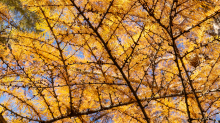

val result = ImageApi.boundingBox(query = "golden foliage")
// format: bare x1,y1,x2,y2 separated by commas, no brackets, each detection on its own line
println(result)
0,0,220,122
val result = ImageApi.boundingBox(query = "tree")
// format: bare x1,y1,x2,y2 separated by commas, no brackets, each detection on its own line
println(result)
0,0,41,32
0,0,220,122
0,0,41,50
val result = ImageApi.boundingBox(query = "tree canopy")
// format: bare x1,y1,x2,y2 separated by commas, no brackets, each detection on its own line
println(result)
0,0,220,122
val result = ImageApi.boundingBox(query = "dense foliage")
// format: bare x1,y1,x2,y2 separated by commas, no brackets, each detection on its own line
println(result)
0,0,220,122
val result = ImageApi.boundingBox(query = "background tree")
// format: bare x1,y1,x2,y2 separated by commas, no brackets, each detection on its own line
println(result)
0,0,41,32
0,0,220,122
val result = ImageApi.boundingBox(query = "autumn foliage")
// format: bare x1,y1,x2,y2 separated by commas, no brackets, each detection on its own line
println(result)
0,0,220,122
